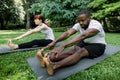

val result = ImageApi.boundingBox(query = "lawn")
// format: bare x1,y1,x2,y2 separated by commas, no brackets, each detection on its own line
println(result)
0,30,120,80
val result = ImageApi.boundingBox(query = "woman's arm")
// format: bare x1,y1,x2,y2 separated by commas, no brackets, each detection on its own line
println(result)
12,25,45,40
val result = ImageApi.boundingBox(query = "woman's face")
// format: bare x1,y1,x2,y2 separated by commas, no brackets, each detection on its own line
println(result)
34,19,42,25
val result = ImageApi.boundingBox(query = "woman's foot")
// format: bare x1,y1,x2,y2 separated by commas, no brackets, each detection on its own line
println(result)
44,56,54,75
8,40,18,50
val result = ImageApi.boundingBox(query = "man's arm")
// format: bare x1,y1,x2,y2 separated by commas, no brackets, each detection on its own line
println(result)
38,28,77,56
45,28,77,49
54,28,77,43
62,28,99,48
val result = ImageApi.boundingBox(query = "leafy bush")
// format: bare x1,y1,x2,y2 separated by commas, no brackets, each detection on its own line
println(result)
29,0,92,27
105,17,120,32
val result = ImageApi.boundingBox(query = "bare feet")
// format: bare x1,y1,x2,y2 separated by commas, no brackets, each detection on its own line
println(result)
8,39,18,49
37,50,46,68
44,56,54,75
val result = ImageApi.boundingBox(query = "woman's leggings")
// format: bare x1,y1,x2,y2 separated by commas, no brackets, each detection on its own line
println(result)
18,39,53,49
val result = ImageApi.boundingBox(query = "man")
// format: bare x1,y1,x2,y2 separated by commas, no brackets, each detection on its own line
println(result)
37,9,106,75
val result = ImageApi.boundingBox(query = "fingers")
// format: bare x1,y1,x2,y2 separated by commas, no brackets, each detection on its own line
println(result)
44,53,49,57
40,48,44,52
38,47,53,58
12,37,20,41
38,47,46,53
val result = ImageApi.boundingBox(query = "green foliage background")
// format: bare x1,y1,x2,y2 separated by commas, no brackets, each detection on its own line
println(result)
29,0,92,27
0,0,120,31
88,0,120,19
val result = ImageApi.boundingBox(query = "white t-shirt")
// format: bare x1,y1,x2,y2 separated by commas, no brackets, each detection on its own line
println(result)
40,24,55,40
72,19,106,44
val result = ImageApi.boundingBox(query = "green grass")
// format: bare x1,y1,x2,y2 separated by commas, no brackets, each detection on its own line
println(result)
0,30,120,80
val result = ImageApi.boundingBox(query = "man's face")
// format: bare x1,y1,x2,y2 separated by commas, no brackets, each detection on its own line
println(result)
78,14,90,29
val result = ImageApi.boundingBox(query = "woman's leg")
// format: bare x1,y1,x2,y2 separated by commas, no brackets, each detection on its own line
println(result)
19,39,52,49
8,39,52,49
8,40,19,49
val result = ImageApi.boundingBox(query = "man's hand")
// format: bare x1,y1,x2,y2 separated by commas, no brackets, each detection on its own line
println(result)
50,46,65,58
37,48,45,56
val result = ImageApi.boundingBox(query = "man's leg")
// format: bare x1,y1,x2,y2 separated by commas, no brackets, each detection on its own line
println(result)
44,47,89,75
37,50,46,68
49,46,80,62
37,46,79,68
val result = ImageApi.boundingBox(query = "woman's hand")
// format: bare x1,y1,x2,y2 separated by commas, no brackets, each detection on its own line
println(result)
12,37,20,41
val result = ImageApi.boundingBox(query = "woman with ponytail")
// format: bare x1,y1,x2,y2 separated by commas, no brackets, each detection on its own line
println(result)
8,14,55,49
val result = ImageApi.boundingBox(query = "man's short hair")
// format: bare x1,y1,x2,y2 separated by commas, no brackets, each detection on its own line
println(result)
79,9,91,16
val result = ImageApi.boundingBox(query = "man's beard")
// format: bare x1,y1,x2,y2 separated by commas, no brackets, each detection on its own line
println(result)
81,24,88,30
81,21,90,30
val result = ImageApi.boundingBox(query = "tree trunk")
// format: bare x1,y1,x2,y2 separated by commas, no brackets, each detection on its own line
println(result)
22,0,31,29
0,18,2,29
0,21,1,29
0,19,4,30
26,9,31,29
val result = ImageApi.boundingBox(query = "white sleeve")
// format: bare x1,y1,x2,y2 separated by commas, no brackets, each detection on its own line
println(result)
72,23,80,31
88,21,102,32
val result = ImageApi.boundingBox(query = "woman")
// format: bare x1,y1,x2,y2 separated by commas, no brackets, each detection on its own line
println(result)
8,14,55,49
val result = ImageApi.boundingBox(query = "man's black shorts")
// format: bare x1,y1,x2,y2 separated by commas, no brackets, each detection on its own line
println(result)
76,41,106,59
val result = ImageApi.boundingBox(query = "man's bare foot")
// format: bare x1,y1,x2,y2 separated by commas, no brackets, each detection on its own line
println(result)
37,51,46,68
43,56,54,75
8,40,18,49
